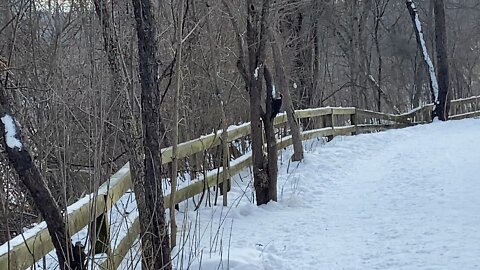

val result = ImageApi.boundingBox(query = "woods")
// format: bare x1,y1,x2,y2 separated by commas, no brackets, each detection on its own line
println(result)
0,0,479,269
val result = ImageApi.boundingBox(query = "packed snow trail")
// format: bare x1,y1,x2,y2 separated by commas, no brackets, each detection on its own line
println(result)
175,119,480,270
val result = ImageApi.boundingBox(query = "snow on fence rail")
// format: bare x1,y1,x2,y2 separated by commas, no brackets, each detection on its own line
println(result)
1,96,479,270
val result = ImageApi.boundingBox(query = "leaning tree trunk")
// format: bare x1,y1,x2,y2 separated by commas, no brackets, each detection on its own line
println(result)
131,0,171,269
406,0,440,118
433,0,450,120
0,84,84,269
269,29,304,161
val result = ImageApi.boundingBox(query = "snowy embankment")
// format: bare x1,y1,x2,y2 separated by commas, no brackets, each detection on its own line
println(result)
167,119,480,270
32,119,480,269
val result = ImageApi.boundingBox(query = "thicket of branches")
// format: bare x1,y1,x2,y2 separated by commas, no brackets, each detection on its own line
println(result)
1,0,480,264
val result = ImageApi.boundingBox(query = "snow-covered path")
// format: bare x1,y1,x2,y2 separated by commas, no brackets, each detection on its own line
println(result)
180,119,480,270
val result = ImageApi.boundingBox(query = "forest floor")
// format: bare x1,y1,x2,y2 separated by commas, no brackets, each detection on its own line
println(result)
35,118,480,269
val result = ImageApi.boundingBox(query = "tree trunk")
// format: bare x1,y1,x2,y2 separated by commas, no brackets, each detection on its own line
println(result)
245,0,274,205
0,97,83,269
433,0,450,120
170,0,185,249
220,102,230,205
249,66,270,204
206,3,230,200
413,52,424,108
224,0,275,205
373,2,383,112
406,0,440,117
269,29,304,161
93,0,122,104
262,66,278,202
131,0,171,268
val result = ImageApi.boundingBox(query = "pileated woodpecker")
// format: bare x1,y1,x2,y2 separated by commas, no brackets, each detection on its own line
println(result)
271,93,283,120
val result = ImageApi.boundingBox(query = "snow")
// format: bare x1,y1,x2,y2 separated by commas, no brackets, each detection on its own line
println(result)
26,191,138,269
254,67,259,79
227,122,250,132
6,118,480,269
171,118,480,269
197,123,248,139
1,114,23,149
0,222,48,255
0,190,82,256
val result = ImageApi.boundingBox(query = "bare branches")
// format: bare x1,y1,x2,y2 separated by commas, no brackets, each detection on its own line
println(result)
222,0,248,84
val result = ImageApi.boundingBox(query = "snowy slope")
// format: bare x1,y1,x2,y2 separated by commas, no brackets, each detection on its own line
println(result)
168,119,480,270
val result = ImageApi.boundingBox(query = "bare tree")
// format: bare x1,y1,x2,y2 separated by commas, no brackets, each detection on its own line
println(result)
269,28,304,161
131,0,171,268
0,68,84,269
223,0,277,205
3,1,480,268
170,0,185,249
406,0,440,114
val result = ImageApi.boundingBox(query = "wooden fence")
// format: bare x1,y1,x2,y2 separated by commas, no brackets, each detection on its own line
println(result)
1,95,479,270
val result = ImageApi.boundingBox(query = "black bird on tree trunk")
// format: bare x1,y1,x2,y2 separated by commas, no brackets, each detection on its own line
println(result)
271,93,283,120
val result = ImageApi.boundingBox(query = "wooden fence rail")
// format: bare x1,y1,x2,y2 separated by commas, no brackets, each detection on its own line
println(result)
1,96,479,270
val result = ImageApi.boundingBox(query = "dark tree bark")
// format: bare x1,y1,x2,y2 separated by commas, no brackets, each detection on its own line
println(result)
269,29,304,161
262,66,278,201
406,0,440,115
0,87,84,269
372,0,385,112
433,0,450,120
131,0,171,269
93,0,123,101
93,0,144,256
245,0,275,205
224,0,275,205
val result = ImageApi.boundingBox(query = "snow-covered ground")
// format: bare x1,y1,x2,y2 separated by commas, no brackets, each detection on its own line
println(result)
167,119,480,270
14,118,480,269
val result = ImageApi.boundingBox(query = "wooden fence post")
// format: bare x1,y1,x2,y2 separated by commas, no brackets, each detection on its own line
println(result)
220,140,231,199
423,108,430,122
323,110,334,141
350,109,357,135
92,195,110,255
